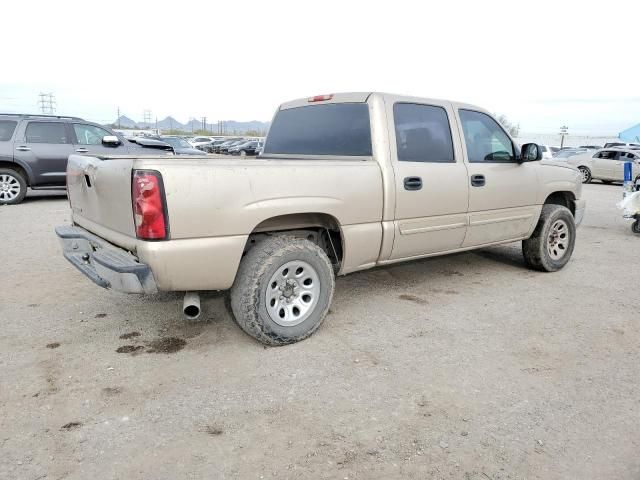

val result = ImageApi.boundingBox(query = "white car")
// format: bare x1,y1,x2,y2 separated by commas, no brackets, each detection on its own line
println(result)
189,136,216,149
538,145,560,159
566,148,640,184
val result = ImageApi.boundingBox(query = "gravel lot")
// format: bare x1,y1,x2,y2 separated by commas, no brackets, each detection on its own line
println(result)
1,184,639,480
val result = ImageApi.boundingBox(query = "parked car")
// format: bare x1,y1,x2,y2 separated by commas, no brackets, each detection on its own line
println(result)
0,113,170,205
207,139,231,153
213,138,244,153
156,136,207,155
56,92,584,345
219,139,247,154
229,140,263,156
540,145,556,159
566,148,640,184
603,142,640,149
189,136,215,149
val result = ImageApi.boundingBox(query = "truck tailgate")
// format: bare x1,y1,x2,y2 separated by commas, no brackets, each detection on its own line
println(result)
67,155,137,246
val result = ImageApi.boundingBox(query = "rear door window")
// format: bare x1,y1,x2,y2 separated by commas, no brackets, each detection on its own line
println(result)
393,103,455,162
459,110,515,162
25,122,69,144
0,120,17,141
264,103,372,156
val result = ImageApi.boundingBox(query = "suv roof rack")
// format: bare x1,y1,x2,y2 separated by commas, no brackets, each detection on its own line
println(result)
0,113,85,121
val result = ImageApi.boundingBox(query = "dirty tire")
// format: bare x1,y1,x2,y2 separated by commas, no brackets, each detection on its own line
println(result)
522,204,576,272
0,168,27,205
578,166,591,184
230,236,335,346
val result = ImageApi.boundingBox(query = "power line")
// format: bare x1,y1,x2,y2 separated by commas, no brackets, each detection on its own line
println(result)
38,92,56,114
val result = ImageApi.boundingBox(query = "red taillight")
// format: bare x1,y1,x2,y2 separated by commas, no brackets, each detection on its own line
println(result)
132,170,168,240
308,94,333,102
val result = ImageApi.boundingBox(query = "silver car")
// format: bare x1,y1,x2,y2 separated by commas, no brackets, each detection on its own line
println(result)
566,147,640,184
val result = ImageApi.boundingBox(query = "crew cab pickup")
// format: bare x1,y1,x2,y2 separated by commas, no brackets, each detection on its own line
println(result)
56,92,585,345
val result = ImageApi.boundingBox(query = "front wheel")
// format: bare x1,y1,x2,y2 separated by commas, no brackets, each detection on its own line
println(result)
578,166,591,183
522,204,576,272
230,236,335,345
632,219,640,234
0,168,28,205
240,150,246,157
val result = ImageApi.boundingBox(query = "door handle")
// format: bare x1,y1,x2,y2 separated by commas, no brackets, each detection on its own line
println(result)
76,148,89,153
15,146,30,152
404,176,422,191
470,174,486,187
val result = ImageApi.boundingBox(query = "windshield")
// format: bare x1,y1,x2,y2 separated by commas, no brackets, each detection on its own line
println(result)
162,137,191,148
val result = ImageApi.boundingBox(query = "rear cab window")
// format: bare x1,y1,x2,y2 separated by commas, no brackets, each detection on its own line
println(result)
0,120,18,141
263,103,372,156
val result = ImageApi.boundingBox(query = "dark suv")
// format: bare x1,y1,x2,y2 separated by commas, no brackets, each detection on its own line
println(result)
0,114,152,204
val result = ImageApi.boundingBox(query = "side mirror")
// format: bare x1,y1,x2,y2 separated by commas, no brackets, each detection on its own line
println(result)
521,143,542,162
102,135,121,146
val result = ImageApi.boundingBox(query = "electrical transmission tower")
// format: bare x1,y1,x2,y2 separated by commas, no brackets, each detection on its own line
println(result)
143,110,152,126
38,93,56,114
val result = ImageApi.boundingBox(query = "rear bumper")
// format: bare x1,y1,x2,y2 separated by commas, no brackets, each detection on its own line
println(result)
574,199,586,226
56,225,158,294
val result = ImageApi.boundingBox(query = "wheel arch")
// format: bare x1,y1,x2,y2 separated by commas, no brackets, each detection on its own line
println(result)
0,160,32,186
544,191,576,216
243,212,345,270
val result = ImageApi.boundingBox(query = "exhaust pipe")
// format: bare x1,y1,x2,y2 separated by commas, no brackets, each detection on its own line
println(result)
183,291,201,320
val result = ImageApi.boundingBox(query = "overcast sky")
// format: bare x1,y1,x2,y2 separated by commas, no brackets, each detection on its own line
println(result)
2,0,639,135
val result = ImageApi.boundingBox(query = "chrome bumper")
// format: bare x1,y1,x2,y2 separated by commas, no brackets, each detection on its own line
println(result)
55,225,157,294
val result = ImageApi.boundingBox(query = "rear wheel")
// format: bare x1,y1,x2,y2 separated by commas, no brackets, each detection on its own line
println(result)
578,166,591,183
632,219,640,234
230,236,335,345
523,204,576,272
0,168,27,205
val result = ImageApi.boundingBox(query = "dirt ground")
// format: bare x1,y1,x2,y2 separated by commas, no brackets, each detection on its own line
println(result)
1,184,639,480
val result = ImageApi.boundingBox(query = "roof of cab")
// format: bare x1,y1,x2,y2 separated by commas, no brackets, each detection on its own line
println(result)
278,92,488,115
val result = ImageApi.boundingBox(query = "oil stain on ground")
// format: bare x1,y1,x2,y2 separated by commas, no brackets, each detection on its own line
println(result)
95,313,108,318
46,342,60,349
61,422,82,430
116,345,144,354
147,337,187,354
102,387,122,396
204,425,224,436
399,294,428,305
119,331,141,340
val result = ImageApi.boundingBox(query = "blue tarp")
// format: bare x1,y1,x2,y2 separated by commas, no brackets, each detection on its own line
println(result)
619,123,640,142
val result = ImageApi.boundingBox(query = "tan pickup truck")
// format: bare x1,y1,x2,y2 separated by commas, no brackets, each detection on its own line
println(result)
56,92,585,345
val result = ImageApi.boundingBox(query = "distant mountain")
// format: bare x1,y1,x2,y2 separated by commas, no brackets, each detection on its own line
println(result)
113,115,137,128
156,116,184,130
112,115,270,134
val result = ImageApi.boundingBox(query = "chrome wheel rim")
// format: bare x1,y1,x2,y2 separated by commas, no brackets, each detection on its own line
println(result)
0,174,21,201
547,219,570,260
580,168,589,182
265,260,320,327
